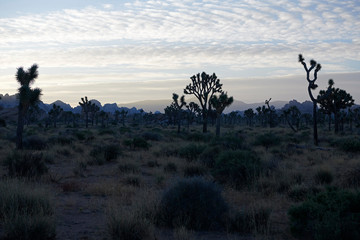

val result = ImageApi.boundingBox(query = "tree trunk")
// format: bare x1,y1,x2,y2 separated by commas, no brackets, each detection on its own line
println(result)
334,112,339,133
313,102,318,146
328,113,331,131
16,105,24,149
202,111,208,133
85,112,89,128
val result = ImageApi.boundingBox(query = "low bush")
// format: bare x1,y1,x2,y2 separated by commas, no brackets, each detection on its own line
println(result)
288,188,360,240
158,177,228,230
178,144,206,162
142,132,162,141
337,137,360,152
340,165,360,188
253,132,281,149
23,136,47,150
314,169,333,185
107,207,153,240
123,137,150,150
89,144,121,164
4,151,48,179
212,150,262,189
199,146,221,168
183,165,207,177
164,162,177,173
0,179,56,240
118,163,139,174
220,134,244,150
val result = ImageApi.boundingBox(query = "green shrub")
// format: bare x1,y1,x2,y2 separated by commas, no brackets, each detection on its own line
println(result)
107,207,153,240
23,136,47,150
4,151,48,179
212,150,262,189
0,118,6,127
146,160,160,168
186,132,211,142
56,136,73,145
288,188,360,240
183,165,207,177
199,146,221,168
0,179,56,240
178,144,206,162
254,132,281,149
164,163,177,173
337,137,360,152
220,134,244,150
314,169,333,185
340,165,360,188
227,206,271,234
123,137,150,150
89,144,121,164
158,177,228,230
142,132,162,141
118,163,139,174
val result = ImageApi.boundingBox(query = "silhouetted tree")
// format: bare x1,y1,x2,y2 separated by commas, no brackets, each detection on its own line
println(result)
283,105,301,132
120,109,128,127
265,98,277,127
318,79,354,133
185,102,200,131
89,103,100,126
171,93,186,133
15,64,42,149
48,104,63,128
210,92,233,138
184,72,223,133
299,54,329,145
244,108,255,127
79,96,91,128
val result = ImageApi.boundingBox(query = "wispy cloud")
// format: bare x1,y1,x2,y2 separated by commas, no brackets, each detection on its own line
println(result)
0,0,359,104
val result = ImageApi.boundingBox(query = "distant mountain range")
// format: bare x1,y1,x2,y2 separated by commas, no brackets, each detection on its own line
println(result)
0,93,314,114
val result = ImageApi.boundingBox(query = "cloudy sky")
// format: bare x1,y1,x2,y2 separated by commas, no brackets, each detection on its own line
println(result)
1,0,359,106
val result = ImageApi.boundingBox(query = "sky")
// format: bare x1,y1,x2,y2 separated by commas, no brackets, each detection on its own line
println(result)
0,0,359,107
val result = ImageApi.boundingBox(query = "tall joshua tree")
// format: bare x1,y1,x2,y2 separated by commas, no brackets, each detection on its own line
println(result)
16,64,42,149
184,72,223,133
318,79,354,133
172,93,186,134
299,54,323,146
210,92,233,138
79,96,92,128
48,104,63,128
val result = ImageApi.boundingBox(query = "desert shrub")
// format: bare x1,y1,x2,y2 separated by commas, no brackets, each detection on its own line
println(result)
288,188,360,240
158,177,228,230
253,132,281,149
4,151,48,179
159,144,179,157
164,162,177,173
107,207,153,240
98,128,115,135
227,205,272,234
199,146,221,168
142,132,162,141
340,165,360,188
118,163,139,174
212,150,262,189
89,144,121,164
183,165,207,177
337,137,360,152
0,118,6,127
186,132,211,142
119,127,131,134
23,136,47,150
178,144,206,162
314,169,333,185
146,160,160,168
0,179,56,240
287,184,310,202
56,136,73,145
124,175,141,187
124,137,150,150
220,134,244,150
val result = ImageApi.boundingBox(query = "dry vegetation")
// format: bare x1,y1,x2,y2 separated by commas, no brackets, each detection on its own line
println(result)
0,122,359,240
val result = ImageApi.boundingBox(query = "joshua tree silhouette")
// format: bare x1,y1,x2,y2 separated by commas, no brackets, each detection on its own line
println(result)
210,92,233,138
15,64,42,149
79,96,92,128
184,72,223,133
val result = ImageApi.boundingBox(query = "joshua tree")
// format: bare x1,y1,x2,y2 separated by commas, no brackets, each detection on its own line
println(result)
299,54,326,145
119,109,128,127
184,72,223,133
89,103,100,126
171,93,186,134
48,104,63,128
15,64,42,149
185,102,200,131
265,98,277,128
318,79,354,133
79,96,92,128
244,108,255,127
210,92,233,138
283,105,301,132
